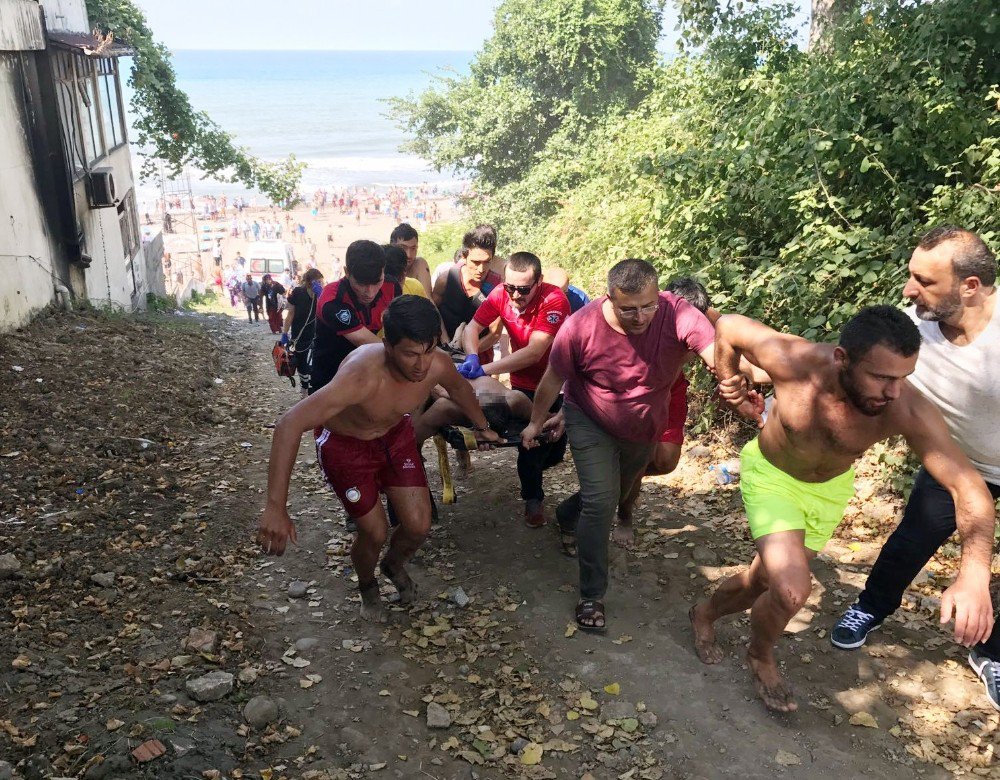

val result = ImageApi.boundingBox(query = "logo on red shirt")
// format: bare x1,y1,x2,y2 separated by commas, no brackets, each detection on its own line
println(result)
546,312,563,325
336,309,351,324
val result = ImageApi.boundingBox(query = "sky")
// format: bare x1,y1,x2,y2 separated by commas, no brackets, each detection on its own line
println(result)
134,1,499,51
132,0,690,51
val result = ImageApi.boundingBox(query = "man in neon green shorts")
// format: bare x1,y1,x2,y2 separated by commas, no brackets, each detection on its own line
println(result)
689,305,996,713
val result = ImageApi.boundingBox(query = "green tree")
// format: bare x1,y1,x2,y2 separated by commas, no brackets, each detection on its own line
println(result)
675,0,860,50
389,0,664,188
86,0,304,204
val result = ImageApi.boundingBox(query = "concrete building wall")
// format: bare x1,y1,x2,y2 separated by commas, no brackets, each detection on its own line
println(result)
0,0,162,332
41,0,88,33
0,53,66,330
0,0,45,50
74,143,147,310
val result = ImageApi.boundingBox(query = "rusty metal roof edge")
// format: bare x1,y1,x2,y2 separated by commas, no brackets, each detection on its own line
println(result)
46,30,133,57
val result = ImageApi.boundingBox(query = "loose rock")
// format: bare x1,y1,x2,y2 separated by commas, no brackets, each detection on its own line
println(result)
295,637,321,652
185,670,234,702
243,695,280,728
288,580,309,599
426,702,452,728
90,571,116,588
185,627,219,654
0,553,21,579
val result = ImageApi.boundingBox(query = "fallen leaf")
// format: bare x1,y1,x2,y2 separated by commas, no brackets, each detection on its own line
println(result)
849,711,879,729
565,623,577,638
521,743,543,765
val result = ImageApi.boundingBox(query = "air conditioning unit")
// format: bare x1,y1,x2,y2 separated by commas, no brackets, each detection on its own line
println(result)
87,168,117,208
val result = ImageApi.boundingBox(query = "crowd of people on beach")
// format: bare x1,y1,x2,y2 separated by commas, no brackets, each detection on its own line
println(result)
252,221,1000,717
143,183,454,231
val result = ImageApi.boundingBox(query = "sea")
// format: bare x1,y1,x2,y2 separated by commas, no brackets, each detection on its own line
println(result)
127,50,473,201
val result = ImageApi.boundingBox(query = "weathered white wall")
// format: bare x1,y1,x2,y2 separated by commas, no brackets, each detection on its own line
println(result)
0,54,65,332
76,143,144,310
40,0,88,33
0,0,45,50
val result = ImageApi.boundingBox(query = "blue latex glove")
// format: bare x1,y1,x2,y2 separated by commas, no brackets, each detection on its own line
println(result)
457,354,485,380
311,280,323,296
279,333,290,346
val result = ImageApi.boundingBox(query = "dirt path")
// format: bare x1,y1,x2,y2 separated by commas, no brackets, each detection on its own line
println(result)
2,307,992,779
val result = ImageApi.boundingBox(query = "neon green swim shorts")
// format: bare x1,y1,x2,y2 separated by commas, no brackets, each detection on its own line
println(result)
739,437,855,552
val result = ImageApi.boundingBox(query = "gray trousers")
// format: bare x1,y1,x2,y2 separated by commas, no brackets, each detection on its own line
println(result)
560,404,654,601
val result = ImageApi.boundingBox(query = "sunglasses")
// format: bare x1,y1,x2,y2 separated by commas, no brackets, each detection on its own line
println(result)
503,281,537,296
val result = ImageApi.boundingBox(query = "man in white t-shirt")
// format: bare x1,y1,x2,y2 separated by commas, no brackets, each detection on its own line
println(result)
831,226,1000,708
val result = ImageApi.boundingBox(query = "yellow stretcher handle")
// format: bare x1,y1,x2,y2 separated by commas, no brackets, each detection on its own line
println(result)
433,434,456,504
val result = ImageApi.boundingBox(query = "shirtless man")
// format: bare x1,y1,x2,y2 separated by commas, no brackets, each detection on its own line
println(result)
391,223,433,297
690,305,996,712
257,296,500,622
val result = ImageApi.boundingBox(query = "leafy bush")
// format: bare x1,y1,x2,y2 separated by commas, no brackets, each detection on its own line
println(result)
432,0,998,343
420,222,468,271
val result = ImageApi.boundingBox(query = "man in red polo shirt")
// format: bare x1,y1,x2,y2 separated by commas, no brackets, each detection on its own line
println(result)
459,251,571,527
311,240,401,393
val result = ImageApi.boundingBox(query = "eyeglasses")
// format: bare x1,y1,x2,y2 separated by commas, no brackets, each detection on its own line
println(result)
503,282,537,296
615,302,659,319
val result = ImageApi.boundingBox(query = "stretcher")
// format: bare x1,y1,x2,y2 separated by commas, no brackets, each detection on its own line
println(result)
432,420,551,504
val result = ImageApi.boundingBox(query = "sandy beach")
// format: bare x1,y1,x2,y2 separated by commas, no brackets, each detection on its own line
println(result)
154,190,464,295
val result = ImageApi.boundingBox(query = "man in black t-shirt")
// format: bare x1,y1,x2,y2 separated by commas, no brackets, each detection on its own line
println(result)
261,274,287,334
310,240,401,393
282,267,324,395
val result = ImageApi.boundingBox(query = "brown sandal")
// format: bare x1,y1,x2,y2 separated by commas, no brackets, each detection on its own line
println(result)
575,599,606,634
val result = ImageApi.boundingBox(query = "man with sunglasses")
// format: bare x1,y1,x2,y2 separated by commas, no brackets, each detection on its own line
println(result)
521,259,757,633
455,252,572,528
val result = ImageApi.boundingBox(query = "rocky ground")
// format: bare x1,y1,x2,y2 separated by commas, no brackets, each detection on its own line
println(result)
1,304,998,779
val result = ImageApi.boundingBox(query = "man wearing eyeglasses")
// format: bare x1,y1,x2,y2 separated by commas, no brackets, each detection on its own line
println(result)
454,252,572,528
521,259,761,633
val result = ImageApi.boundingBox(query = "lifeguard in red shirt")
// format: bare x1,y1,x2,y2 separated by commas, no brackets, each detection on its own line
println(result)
459,252,571,528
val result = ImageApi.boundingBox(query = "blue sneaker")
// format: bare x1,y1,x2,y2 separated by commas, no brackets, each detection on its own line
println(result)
968,647,1000,711
831,604,883,649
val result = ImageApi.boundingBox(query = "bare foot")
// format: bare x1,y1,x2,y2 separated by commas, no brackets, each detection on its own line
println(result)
746,651,797,712
611,524,635,550
380,559,418,605
359,582,387,623
689,603,724,664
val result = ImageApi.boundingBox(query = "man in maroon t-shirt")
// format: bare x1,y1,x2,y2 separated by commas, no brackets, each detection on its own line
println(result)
311,240,401,393
521,259,761,632
461,251,571,527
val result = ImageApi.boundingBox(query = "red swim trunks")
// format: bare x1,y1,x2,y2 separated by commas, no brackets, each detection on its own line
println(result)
315,417,428,519
659,375,689,445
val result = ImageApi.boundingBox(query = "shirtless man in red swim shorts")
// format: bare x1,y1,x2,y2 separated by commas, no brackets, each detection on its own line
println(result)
257,295,500,622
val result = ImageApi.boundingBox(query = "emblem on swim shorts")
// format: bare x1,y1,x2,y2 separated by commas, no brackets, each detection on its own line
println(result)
345,487,361,503
402,458,415,470
336,309,352,325
546,312,562,324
